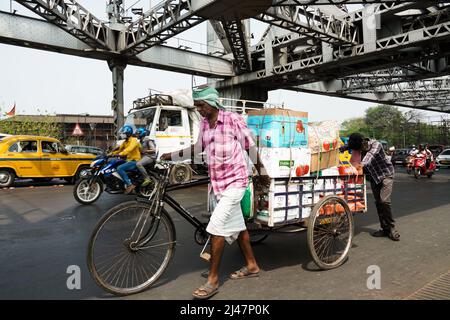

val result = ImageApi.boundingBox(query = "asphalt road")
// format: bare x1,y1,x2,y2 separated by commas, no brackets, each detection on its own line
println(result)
1,168,449,300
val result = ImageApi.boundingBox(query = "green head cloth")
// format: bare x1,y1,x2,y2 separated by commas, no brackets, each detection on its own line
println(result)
192,87,224,110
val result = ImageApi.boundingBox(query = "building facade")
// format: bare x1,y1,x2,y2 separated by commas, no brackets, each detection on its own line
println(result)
0,114,115,149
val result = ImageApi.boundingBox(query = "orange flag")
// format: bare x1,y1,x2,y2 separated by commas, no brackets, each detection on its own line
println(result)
6,103,15,116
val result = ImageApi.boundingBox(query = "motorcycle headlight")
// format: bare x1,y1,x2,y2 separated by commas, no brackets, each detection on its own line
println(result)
90,159,102,168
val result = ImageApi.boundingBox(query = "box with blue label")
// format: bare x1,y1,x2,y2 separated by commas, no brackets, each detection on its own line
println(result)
247,108,308,148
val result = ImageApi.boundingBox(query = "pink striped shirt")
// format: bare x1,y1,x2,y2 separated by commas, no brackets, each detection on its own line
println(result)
198,110,254,197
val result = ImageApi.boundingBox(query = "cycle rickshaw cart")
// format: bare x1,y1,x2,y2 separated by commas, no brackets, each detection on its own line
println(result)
87,162,367,296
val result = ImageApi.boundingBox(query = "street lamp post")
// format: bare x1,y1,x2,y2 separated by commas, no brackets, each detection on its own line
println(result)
90,123,96,147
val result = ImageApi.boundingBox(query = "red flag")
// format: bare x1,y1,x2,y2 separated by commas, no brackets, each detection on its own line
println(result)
6,103,15,116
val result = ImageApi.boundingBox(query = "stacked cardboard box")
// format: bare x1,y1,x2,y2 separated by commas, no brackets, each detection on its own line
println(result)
247,108,311,225
247,108,308,148
308,120,340,172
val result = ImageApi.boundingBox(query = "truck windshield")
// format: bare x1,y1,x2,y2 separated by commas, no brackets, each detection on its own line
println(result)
125,107,156,132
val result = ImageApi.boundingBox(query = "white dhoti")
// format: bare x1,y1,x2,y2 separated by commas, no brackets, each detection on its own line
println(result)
206,187,247,244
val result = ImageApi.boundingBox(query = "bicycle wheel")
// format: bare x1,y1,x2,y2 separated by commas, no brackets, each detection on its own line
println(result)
87,200,176,296
307,195,354,270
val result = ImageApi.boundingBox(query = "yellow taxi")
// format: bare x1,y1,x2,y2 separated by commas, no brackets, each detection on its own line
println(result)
0,135,96,187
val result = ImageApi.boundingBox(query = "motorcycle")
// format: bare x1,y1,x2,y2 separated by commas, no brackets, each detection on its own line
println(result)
73,155,157,205
412,154,436,179
405,155,414,174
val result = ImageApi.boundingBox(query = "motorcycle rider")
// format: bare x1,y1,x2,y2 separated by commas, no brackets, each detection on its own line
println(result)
135,127,158,187
109,125,141,194
409,145,418,156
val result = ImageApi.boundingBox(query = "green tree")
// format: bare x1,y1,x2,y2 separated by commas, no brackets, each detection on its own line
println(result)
0,112,62,139
341,117,370,137
365,105,403,145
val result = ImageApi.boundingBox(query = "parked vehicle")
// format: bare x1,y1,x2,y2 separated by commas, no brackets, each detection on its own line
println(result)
427,144,445,158
391,148,411,166
412,154,436,179
65,145,105,157
0,135,94,187
436,149,450,168
73,155,157,204
0,133,12,141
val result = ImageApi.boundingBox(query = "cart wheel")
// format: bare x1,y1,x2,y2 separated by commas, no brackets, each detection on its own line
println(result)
307,195,354,270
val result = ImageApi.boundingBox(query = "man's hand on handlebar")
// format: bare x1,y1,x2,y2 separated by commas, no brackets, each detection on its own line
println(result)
160,153,172,161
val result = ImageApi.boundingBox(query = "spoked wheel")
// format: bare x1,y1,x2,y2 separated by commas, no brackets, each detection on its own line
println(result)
138,176,157,199
87,201,176,296
74,179,103,205
307,195,354,270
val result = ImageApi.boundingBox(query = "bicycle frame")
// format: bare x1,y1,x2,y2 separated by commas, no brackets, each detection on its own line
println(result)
133,164,210,248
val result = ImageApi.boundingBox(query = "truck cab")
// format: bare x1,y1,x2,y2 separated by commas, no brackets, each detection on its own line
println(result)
125,94,201,157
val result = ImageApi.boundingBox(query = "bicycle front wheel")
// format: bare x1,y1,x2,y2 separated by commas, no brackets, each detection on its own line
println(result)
87,201,176,296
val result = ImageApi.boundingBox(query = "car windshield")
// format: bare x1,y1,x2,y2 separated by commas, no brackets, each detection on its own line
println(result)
125,107,156,133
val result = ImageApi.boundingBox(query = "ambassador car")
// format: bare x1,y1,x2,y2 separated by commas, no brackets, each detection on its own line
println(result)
0,135,95,187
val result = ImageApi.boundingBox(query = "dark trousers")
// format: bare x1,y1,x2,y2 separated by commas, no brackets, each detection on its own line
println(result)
370,176,396,231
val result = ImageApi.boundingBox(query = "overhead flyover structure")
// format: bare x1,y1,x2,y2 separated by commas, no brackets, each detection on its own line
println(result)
1,1,450,134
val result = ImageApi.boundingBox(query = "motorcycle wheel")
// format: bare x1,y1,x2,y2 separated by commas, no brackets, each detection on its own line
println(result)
414,168,421,179
74,179,103,205
137,176,157,199
427,172,433,178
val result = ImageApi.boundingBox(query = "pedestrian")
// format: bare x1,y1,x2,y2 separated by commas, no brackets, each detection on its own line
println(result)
161,86,266,299
341,133,400,241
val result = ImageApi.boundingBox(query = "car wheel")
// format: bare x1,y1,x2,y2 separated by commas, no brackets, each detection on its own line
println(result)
0,170,15,188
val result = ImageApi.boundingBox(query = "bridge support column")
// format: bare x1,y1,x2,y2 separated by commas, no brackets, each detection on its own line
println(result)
108,59,127,137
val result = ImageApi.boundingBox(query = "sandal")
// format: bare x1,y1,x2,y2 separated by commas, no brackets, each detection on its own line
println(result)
230,266,260,280
192,282,219,300
388,229,400,241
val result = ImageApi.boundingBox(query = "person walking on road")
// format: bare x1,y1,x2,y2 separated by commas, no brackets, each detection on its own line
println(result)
341,133,400,241
161,86,265,299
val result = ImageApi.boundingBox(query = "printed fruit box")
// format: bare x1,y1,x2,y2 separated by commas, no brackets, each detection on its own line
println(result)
247,108,308,148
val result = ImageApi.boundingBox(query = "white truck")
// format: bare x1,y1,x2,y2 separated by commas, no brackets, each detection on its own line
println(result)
124,92,276,183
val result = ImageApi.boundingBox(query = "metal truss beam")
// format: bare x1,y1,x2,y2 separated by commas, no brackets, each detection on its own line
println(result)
221,19,252,73
14,0,110,50
0,11,234,78
344,1,438,22
348,76,450,93
122,0,208,56
256,5,358,45
217,9,450,89
287,85,450,113
272,0,435,5
209,20,232,54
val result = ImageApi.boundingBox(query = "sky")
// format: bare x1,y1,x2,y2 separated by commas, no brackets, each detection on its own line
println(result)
0,1,448,123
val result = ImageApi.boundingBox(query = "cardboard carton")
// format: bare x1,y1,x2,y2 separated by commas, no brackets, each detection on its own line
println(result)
247,108,308,148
